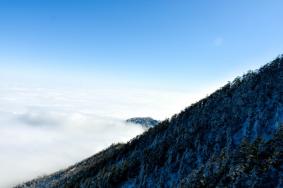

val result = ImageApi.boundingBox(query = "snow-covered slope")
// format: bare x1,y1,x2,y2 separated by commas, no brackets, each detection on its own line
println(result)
17,56,283,187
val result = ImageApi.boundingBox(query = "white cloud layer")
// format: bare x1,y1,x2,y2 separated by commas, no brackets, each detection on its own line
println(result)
0,110,145,187
0,86,212,187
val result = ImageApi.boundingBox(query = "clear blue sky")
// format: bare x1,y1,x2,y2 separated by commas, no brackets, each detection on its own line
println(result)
1,0,283,91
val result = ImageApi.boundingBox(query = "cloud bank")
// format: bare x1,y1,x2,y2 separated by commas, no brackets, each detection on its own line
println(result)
0,87,144,187
0,109,144,187
0,86,211,187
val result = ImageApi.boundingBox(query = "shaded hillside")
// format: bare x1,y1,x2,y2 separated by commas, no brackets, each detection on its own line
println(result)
126,117,160,128
17,57,283,187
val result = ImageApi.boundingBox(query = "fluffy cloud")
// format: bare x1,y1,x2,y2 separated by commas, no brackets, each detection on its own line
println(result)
0,109,144,187
0,86,211,187
0,87,142,187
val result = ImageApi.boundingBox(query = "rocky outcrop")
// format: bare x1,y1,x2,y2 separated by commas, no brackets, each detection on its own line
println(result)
126,117,160,128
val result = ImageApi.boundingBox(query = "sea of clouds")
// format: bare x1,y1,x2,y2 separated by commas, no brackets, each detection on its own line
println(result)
0,86,205,187
0,87,142,187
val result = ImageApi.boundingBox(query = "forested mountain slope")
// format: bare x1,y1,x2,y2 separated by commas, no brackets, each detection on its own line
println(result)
126,117,160,128
17,57,283,187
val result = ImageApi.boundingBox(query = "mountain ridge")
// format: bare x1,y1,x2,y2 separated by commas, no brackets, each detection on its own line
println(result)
126,117,160,128
17,56,283,187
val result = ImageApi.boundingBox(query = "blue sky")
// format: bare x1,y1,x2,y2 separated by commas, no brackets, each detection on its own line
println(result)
1,0,283,91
